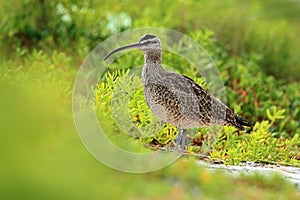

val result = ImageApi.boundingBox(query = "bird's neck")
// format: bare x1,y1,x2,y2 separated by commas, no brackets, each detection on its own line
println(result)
144,50,162,64
142,50,164,83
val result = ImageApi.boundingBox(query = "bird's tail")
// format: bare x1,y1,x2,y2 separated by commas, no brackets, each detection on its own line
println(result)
233,115,251,131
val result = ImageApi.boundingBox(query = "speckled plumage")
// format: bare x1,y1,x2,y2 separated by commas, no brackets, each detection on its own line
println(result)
104,34,251,155
140,35,249,131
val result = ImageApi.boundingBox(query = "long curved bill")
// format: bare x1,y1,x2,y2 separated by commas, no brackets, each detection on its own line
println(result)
103,43,140,60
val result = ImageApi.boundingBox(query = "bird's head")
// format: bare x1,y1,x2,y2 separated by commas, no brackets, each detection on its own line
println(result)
138,34,161,52
104,34,161,60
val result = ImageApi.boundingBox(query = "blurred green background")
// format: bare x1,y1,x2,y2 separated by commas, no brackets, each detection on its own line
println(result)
0,0,299,199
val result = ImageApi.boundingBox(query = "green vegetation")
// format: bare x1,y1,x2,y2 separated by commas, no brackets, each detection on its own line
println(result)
95,30,300,166
1,0,300,80
1,0,300,199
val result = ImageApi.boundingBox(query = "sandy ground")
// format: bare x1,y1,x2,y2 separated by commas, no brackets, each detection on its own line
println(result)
198,161,300,191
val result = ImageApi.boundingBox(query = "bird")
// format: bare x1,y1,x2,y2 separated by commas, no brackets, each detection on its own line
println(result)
104,34,251,156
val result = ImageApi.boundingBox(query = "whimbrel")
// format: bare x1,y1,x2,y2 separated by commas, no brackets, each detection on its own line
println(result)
104,34,251,155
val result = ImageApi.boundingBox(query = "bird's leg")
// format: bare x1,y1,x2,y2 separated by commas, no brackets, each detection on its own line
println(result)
174,128,182,152
180,129,187,155
174,128,187,156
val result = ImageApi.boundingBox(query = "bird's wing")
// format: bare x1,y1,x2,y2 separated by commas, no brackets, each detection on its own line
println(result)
163,72,212,105
165,72,250,129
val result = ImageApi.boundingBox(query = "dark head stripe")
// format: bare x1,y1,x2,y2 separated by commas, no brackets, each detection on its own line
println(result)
140,34,156,42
